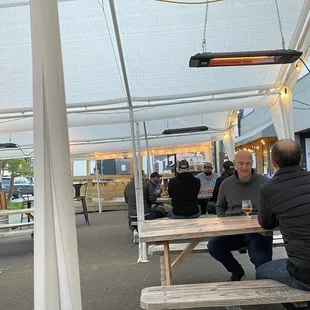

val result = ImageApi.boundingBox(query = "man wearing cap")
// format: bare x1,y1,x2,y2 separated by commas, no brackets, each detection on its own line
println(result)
196,162,218,214
148,172,162,198
168,160,201,219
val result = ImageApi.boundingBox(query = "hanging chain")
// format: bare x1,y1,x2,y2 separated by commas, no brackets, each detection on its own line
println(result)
202,2,209,53
274,0,285,49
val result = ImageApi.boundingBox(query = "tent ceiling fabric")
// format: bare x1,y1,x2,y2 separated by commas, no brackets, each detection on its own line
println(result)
0,0,307,159
0,113,228,159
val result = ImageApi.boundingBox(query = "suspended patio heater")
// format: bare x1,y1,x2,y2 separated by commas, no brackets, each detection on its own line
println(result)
0,143,18,149
189,49,302,67
162,126,209,135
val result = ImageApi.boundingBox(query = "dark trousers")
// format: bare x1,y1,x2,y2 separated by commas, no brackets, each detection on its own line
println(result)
128,206,166,232
198,199,208,214
198,199,216,215
208,233,273,276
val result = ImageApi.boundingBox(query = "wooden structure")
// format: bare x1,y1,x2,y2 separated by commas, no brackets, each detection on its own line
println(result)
141,280,310,309
139,216,273,286
0,208,34,238
148,235,284,286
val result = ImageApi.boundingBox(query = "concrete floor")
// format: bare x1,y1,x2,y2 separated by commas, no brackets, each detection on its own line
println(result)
0,210,288,310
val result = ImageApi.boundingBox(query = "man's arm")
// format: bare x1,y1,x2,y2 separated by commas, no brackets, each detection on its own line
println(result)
211,177,221,202
147,183,157,204
168,179,173,197
258,189,278,229
124,186,128,203
215,181,228,217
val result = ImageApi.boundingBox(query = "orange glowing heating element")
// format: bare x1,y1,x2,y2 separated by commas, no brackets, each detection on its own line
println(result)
209,55,281,66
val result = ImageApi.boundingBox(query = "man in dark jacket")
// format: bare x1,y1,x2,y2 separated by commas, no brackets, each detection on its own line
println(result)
257,139,310,291
168,160,201,219
124,177,165,233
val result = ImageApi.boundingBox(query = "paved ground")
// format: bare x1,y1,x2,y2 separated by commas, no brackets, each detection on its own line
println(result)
0,210,287,310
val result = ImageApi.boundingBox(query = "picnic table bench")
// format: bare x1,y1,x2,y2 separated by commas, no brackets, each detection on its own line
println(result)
139,216,308,310
141,280,310,309
0,208,34,238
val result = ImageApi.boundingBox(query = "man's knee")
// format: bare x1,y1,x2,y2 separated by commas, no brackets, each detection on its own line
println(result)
208,237,222,257
256,263,269,279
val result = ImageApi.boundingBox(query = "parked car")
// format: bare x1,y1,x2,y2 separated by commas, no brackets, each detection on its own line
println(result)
1,176,34,199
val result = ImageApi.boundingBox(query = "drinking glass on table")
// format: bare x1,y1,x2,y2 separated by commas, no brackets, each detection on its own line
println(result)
242,200,253,218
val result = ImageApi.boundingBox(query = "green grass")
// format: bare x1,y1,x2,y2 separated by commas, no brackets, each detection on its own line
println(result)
8,201,23,210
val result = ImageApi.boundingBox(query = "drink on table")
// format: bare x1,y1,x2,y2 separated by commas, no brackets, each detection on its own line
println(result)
242,200,253,218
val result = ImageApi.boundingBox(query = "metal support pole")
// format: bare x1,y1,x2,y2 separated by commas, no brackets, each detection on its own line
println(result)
136,122,148,262
174,154,177,176
108,0,147,263
143,121,152,175
95,159,102,213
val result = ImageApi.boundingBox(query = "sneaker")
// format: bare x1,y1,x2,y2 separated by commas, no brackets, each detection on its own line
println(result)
229,269,245,282
133,230,139,244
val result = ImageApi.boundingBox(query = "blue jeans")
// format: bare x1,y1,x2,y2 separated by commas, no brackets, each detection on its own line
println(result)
208,234,273,276
168,210,201,219
256,259,310,291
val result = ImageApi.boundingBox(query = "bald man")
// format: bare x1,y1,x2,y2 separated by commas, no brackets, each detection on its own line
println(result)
207,150,272,281
257,140,310,291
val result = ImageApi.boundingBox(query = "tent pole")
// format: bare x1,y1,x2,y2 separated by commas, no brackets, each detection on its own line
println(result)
31,0,82,308
108,0,147,262
95,159,102,213
135,122,148,262
143,121,152,175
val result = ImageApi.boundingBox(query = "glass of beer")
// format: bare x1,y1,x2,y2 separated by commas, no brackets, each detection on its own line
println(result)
242,200,253,218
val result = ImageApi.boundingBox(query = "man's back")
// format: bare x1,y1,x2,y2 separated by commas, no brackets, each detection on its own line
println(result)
168,172,200,216
124,180,156,217
259,165,310,283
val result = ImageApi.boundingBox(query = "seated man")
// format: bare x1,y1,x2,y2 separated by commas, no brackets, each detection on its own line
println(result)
208,150,272,281
147,172,162,198
168,160,201,219
257,140,310,291
196,162,218,214
148,172,172,214
124,174,165,241
207,160,235,214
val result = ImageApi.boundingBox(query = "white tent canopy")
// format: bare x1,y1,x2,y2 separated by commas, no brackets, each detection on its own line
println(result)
1,1,310,309
0,0,308,160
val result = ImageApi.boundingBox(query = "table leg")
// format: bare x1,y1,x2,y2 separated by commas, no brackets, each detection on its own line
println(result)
171,238,200,273
159,255,167,286
163,241,172,285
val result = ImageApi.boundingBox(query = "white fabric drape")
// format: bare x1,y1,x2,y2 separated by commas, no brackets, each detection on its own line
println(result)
269,90,295,140
31,0,82,309
223,128,236,161
204,145,212,163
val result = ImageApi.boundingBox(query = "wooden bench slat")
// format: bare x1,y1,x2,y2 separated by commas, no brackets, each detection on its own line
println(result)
0,229,34,238
148,236,284,255
141,280,310,309
0,208,34,216
0,222,34,230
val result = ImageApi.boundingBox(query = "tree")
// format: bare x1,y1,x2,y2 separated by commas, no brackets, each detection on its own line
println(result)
0,159,33,202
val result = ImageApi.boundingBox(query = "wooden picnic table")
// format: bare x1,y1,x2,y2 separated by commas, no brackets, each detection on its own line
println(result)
139,215,273,285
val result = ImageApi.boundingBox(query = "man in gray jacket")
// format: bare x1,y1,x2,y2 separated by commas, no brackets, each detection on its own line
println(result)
208,150,272,281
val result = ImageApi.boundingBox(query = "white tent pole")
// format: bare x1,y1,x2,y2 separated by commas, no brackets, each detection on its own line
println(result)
143,121,152,175
135,122,148,262
95,159,102,213
108,0,147,262
30,0,82,309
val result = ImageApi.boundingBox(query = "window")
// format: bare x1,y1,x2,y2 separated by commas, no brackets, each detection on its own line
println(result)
242,108,254,118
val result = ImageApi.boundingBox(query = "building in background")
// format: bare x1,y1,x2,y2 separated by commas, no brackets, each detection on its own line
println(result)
236,73,310,173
